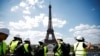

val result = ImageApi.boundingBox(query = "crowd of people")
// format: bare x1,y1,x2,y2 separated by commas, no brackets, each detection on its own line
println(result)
0,28,91,56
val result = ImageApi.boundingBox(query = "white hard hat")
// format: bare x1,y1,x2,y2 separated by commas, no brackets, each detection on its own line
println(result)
0,28,9,35
76,36,84,40
14,34,20,38
24,38,30,41
39,39,44,43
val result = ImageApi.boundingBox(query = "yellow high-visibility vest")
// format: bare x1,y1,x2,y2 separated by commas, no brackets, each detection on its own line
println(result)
24,43,29,53
54,43,62,56
0,40,6,55
9,41,19,53
74,42,87,56
43,46,47,56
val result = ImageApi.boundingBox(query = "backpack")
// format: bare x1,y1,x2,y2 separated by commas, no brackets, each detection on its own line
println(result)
14,44,24,56
61,43,70,56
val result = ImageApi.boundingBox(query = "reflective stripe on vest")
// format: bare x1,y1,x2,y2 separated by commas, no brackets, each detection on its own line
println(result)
24,43,29,53
0,40,6,55
44,46,47,56
9,41,19,53
55,43,62,56
74,42,87,56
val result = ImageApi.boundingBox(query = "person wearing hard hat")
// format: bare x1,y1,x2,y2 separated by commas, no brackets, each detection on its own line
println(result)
22,38,32,56
9,34,22,55
0,28,9,56
73,36,91,56
34,39,48,56
53,37,70,56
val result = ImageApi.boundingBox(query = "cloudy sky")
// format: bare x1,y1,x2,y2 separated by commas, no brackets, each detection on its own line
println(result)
0,0,100,45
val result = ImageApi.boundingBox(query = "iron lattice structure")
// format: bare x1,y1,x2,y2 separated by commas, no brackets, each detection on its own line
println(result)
44,4,57,45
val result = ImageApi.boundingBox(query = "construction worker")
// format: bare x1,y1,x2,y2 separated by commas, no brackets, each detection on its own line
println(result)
9,34,22,55
0,28,9,56
13,38,32,56
53,37,70,56
34,39,48,56
74,36,91,56
60,39,70,56
23,38,32,56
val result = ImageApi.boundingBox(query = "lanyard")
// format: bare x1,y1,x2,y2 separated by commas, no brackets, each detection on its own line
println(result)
74,42,79,52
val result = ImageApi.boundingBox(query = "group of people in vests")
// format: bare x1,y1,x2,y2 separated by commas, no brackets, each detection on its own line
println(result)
0,28,33,56
0,28,91,56
8,35,32,56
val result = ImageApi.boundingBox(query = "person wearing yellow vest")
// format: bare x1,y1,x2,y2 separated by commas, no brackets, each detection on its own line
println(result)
0,28,9,56
9,34,22,55
74,36,91,56
53,37,70,56
23,38,32,56
53,37,62,56
34,39,48,56
53,38,62,56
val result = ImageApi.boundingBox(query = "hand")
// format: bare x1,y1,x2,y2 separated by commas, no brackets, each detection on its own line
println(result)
86,42,91,50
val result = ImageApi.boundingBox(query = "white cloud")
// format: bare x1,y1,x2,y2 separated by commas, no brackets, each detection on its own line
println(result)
9,17,37,30
19,1,27,8
10,0,45,14
37,0,45,8
9,13,45,30
42,16,48,26
11,6,19,12
26,0,37,5
53,18,66,28
0,21,7,28
38,5,44,8
69,28,74,32
9,20,32,30
69,24,100,44
23,9,31,14
9,13,66,30
0,22,4,28
74,24,90,31
25,7,30,10
63,37,76,45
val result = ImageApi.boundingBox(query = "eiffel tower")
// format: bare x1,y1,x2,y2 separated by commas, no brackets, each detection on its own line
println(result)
44,4,57,45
